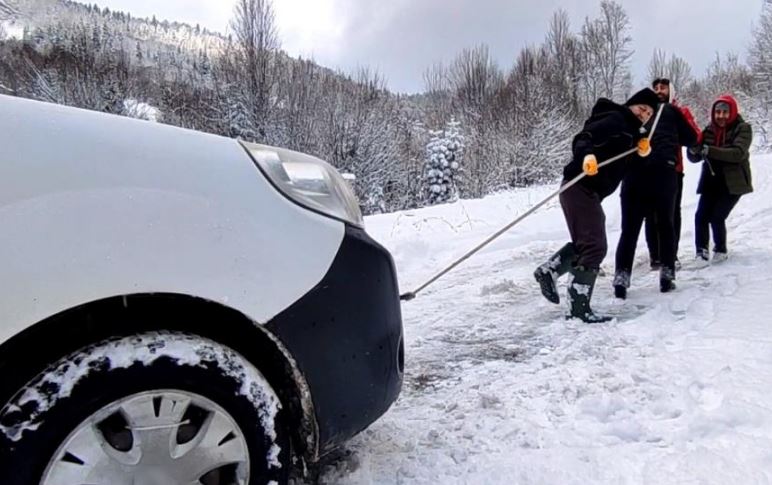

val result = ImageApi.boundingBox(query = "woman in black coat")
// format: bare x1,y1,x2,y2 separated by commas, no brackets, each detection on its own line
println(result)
535,88,659,323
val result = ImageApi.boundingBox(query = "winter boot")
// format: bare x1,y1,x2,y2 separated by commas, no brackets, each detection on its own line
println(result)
695,248,710,268
713,251,728,263
650,259,662,271
660,267,676,293
613,270,631,300
567,266,612,323
534,243,576,304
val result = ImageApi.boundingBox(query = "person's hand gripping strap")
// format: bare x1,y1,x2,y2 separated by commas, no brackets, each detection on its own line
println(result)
582,154,599,176
637,137,652,157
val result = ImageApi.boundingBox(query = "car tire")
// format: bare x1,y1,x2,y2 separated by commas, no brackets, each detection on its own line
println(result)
0,332,291,485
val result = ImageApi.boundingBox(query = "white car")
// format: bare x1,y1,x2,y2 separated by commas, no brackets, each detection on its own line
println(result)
0,95,404,485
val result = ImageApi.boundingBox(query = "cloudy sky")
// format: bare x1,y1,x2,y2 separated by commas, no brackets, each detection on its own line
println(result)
94,0,762,93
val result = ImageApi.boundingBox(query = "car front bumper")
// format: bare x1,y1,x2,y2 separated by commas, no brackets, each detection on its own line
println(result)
266,225,404,456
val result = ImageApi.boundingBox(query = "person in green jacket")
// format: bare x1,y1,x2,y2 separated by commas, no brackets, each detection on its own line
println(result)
687,94,753,263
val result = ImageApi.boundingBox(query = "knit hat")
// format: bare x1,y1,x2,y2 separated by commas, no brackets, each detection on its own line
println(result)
625,88,660,110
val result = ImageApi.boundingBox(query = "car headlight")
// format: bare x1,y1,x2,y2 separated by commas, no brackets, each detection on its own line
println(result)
240,141,364,228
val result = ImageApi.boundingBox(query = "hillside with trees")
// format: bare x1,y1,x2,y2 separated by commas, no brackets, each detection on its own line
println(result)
1,0,768,214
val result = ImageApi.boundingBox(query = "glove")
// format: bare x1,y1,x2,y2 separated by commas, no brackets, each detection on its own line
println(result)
637,138,652,157
582,154,599,176
700,144,710,158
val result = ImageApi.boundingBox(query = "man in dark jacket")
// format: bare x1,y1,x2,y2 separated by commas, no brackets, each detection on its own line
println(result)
643,79,702,272
534,88,658,323
613,79,701,299
687,94,753,263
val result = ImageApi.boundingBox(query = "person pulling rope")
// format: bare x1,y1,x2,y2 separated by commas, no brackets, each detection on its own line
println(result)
402,89,663,324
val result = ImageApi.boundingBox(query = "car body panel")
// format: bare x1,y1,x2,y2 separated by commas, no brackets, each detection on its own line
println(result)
0,94,345,344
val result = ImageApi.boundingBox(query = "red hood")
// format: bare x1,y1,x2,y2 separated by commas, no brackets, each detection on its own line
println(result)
711,94,739,126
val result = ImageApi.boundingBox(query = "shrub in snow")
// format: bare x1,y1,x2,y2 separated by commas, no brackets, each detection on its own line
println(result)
510,101,575,186
423,118,464,205
123,99,161,122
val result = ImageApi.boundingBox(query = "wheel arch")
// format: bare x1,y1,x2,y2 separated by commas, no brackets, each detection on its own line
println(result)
0,293,320,463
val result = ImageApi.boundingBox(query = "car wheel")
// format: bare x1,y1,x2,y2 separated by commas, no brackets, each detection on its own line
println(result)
0,332,291,485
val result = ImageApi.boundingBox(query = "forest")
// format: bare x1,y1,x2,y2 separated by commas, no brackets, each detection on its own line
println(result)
1,0,770,214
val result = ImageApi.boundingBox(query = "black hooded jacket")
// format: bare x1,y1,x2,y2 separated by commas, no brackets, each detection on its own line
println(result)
563,98,646,200
636,103,699,169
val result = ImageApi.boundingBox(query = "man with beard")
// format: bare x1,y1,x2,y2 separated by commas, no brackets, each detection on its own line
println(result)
644,79,701,272
534,88,657,323
612,78,701,299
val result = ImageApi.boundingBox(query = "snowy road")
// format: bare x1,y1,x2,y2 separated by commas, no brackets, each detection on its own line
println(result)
318,155,772,485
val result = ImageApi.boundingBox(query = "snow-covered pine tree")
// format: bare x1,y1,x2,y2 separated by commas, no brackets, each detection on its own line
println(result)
423,118,464,205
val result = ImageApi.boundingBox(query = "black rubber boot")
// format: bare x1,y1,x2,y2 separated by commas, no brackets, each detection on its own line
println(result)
613,270,630,300
567,266,612,323
534,243,576,304
660,267,676,293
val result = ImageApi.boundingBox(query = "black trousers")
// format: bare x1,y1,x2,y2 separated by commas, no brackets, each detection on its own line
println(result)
560,183,606,270
616,167,678,273
646,172,684,262
695,191,741,253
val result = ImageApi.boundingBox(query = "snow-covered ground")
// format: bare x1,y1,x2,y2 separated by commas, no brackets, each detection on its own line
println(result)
318,154,772,484
0,21,24,40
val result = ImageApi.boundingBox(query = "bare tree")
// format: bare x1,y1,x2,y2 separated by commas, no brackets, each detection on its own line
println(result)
748,0,772,149
422,61,452,126
512,99,574,186
750,0,772,84
229,0,280,141
580,1,633,103
545,10,582,114
423,61,448,96
448,44,503,112
704,52,752,96
546,10,572,65
648,49,693,91
648,48,667,80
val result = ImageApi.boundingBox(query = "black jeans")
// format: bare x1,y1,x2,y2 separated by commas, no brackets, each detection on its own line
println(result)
695,191,741,253
560,183,607,270
646,172,684,262
616,167,678,273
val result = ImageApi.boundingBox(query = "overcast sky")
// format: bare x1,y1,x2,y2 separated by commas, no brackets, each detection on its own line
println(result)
94,0,762,93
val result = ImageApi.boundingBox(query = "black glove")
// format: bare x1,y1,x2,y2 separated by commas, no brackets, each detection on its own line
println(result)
688,144,710,157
